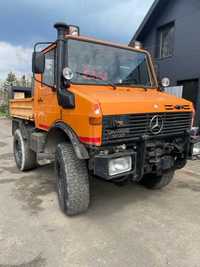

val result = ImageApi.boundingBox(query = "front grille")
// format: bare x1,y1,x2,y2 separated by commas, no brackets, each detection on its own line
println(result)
102,112,192,144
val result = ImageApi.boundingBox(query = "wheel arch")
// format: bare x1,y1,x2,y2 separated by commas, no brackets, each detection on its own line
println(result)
12,118,35,139
45,122,89,159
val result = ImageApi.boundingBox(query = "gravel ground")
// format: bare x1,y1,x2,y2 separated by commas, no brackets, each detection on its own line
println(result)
0,118,200,267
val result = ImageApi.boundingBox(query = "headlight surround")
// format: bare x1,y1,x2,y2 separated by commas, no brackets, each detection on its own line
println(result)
108,156,132,176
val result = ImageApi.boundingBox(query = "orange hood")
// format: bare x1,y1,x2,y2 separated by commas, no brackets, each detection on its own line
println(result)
70,85,193,115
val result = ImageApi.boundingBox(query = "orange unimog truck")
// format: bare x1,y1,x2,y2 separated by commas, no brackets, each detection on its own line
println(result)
10,23,194,215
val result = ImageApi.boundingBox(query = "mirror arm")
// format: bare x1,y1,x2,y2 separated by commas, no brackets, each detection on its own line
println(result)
33,41,55,53
63,79,71,88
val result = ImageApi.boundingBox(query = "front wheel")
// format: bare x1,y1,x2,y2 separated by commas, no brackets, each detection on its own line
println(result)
55,143,90,216
138,171,175,190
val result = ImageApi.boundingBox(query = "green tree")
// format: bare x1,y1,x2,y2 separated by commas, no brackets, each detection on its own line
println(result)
5,72,18,86
20,75,27,87
26,76,32,87
18,74,32,87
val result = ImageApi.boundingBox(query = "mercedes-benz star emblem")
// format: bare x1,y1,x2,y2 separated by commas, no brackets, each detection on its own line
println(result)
150,115,163,135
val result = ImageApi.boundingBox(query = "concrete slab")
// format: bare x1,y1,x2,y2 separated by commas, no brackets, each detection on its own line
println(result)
0,118,200,267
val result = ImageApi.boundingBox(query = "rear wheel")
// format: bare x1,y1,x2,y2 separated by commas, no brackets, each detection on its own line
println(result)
138,171,175,190
13,129,37,171
55,143,90,216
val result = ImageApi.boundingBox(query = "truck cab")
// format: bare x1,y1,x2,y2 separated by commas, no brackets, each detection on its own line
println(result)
10,23,194,216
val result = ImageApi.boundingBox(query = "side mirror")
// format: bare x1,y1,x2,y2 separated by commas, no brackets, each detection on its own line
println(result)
32,52,45,74
161,77,170,88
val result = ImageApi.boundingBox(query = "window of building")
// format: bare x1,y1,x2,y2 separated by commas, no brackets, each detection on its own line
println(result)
43,49,55,86
157,22,175,59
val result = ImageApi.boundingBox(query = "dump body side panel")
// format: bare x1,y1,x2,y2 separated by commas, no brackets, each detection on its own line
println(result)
10,98,34,121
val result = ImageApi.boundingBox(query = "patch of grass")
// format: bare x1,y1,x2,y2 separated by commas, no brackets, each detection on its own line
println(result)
0,111,7,117
0,105,8,117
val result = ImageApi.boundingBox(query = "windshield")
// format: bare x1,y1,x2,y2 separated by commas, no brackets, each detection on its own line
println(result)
67,39,156,88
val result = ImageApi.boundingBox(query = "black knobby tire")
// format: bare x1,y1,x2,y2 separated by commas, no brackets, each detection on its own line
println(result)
55,143,90,216
13,129,37,171
138,171,175,190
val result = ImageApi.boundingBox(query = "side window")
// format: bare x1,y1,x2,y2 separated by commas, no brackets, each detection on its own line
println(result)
43,49,55,86
157,22,175,59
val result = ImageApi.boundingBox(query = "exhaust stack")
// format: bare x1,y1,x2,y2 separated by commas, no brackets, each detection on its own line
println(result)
54,22,69,40
53,22,75,109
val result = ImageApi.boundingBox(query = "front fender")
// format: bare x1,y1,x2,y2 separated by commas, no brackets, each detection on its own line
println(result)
50,122,89,159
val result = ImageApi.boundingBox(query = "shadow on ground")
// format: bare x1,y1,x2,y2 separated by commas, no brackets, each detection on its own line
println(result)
9,162,177,217
0,254,46,267
12,164,56,214
3,153,199,218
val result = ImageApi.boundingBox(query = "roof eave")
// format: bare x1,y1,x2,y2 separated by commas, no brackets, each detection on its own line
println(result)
129,0,160,45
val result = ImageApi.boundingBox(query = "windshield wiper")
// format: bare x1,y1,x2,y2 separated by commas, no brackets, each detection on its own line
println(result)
76,72,116,89
115,81,148,91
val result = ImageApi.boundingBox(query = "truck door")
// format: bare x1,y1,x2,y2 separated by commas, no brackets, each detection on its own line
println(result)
36,47,61,130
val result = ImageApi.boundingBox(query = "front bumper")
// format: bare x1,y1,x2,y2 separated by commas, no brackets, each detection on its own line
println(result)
92,131,192,181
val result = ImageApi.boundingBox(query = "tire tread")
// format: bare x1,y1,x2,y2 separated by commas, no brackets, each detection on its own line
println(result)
55,143,89,216
139,171,175,190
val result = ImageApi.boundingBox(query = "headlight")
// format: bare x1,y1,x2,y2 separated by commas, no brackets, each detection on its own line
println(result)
193,142,200,156
108,156,132,176
161,77,170,87
63,67,73,80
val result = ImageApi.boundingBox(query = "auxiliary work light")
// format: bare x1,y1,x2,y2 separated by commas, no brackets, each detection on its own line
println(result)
68,25,80,36
63,67,74,80
133,41,143,49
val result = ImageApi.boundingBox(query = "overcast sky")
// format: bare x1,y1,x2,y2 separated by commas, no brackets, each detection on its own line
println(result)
0,0,154,80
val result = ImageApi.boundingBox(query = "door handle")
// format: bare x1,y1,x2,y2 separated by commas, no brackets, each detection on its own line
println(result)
38,97,44,103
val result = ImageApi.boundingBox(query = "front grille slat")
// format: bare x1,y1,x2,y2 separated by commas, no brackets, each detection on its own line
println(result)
104,123,148,129
165,123,190,127
163,126,189,131
102,112,192,144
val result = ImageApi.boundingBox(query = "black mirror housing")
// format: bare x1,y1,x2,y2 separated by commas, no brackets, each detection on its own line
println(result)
57,88,75,109
32,52,45,74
